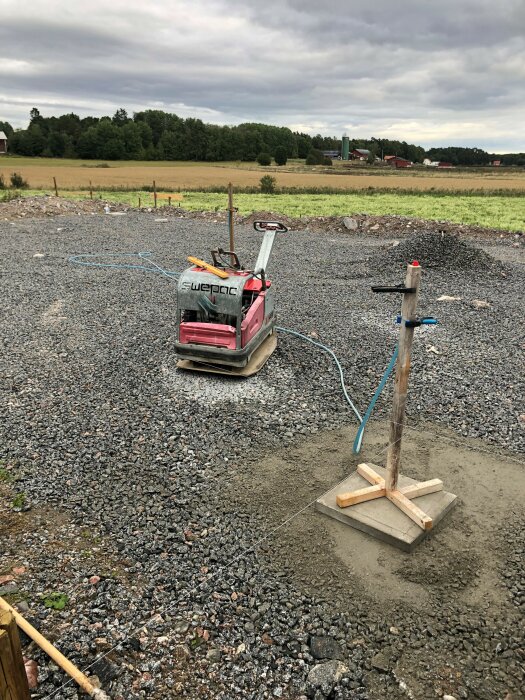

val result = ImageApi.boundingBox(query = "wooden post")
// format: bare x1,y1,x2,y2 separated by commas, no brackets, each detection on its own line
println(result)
168,196,171,207
0,599,108,699
153,180,157,208
228,182,235,259
0,611,31,700
53,177,58,197
385,262,421,491
89,180,93,200
138,196,141,208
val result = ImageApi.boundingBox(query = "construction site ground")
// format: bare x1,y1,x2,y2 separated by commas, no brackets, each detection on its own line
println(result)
0,200,523,700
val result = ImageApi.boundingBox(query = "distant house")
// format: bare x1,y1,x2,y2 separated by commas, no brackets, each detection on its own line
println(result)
322,150,341,159
0,131,7,154
491,160,501,167
423,158,432,166
384,155,396,162
389,156,412,168
350,148,370,160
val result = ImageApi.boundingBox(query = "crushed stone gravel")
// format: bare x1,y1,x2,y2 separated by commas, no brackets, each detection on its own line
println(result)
0,207,523,700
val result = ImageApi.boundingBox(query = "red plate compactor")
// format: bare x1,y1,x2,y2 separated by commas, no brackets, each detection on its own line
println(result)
175,221,288,376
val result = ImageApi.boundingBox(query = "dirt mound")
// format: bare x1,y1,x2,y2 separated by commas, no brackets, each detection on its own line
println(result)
240,210,301,230
0,195,129,220
380,229,503,273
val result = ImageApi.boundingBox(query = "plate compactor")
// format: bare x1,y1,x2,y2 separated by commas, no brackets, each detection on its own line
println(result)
175,221,288,376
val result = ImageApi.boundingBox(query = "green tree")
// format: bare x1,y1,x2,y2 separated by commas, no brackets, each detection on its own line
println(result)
77,127,99,158
305,148,325,165
274,146,288,166
0,121,14,138
120,122,143,159
260,175,276,193
257,152,272,166
112,108,129,126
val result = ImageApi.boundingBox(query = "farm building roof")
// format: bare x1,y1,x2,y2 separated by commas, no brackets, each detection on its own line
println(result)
353,148,370,155
0,132,7,140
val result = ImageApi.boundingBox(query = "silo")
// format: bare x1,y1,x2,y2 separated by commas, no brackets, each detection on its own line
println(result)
342,135,350,160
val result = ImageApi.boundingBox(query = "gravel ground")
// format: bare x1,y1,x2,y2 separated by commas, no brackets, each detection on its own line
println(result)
0,210,523,700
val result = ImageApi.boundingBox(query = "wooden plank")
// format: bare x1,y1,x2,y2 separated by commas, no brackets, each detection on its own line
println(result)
0,612,30,699
156,193,183,200
385,263,422,491
387,489,433,530
0,598,107,699
336,484,385,508
0,611,30,700
400,479,443,499
357,463,384,485
0,627,26,700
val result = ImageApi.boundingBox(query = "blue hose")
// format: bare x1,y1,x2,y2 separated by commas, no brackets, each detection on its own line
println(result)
69,252,180,281
352,346,398,454
275,327,363,424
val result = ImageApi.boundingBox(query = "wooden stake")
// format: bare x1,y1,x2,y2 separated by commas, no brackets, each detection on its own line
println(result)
168,196,171,207
138,196,141,208
0,598,109,699
228,182,235,263
385,262,421,491
153,180,157,208
0,611,30,700
53,177,58,197
331,263,447,533
89,180,93,200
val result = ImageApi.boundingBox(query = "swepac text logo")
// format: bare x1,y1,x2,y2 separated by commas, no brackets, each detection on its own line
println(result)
181,281,237,296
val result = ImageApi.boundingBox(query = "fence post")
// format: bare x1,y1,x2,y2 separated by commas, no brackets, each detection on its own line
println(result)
153,180,157,208
53,177,58,197
89,180,93,200
0,611,31,699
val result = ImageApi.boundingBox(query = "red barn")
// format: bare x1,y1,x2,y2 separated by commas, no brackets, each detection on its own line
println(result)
437,162,453,168
389,156,412,168
350,148,370,160
0,131,7,154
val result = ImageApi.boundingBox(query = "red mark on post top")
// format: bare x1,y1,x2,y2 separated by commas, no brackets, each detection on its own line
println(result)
411,260,420,266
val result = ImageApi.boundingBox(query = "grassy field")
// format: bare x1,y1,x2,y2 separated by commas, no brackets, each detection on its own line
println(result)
1,157,523,231
10,188,523,231
1,156,525,193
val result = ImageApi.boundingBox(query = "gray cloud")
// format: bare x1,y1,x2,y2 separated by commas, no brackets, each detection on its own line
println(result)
0,0,523,150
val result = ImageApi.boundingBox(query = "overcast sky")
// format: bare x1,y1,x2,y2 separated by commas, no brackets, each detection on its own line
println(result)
1,0,524,151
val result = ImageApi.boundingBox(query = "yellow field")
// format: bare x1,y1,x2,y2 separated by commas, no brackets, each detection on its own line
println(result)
1,157,525,192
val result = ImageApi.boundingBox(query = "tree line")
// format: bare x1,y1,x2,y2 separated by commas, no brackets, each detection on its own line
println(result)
0,108,523,166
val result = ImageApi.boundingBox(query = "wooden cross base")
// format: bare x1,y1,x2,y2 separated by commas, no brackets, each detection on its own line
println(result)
335,463,444,530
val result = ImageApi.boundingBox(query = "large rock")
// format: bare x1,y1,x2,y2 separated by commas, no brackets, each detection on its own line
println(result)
307,660,348,697
343,217,359,230
309,636,343,660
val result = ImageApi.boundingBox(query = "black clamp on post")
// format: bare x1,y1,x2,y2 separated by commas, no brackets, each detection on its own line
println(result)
396,316,438,328
371,284,417,294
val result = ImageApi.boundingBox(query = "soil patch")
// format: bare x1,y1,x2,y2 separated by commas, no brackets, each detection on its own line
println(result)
226,420,524,614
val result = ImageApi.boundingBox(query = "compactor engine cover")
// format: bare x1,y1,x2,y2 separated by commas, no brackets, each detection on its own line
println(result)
175,221,286,371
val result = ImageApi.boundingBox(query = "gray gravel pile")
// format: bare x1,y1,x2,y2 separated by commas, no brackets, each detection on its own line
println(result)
0,212,523,699
378,230,505,274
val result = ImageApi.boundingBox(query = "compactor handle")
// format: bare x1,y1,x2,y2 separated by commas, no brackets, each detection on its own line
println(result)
253,221,288,233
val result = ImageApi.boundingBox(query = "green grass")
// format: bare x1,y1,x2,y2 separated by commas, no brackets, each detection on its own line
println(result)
8,189,525,231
